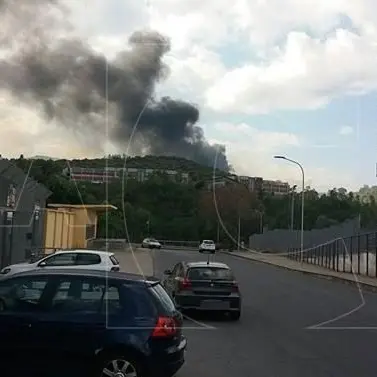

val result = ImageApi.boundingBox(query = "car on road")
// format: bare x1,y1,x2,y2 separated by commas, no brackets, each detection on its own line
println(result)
0,268,187,377
162,261,241,320
199,239,216,253
142,238,162,249
0,249,120,276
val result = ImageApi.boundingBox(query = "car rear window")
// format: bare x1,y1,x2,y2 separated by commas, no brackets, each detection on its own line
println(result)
149,283,176,313
110,255,119,265
187,267,234,280
76,253,101,265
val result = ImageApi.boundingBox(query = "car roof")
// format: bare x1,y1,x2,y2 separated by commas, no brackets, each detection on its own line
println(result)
202,240,214,242
51,249,114,256
2,268,159,285
185,261,230,269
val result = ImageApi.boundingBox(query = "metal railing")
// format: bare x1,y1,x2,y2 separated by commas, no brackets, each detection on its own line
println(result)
159,240,199,249
287,232,377,277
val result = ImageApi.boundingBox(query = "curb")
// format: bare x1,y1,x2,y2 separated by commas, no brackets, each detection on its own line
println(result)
221,251,377,293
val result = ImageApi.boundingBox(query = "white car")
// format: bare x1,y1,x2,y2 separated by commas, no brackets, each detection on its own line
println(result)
199,240,216,253
0,249,120,276
141,238,162,249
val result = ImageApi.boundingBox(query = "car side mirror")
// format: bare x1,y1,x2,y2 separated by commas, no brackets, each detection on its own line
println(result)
38,261,47,267
164,269,172,275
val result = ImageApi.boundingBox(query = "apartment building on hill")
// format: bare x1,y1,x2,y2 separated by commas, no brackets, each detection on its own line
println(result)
206,175,289,196
262,179,290,195
64,167,190,184
64,166,289,195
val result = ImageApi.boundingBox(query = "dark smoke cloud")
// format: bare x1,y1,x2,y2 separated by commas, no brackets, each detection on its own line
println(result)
0,0,229,170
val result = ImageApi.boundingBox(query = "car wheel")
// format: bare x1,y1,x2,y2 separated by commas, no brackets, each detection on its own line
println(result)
141,244,144,248
229,310,241,321
199,249,202,253
98,352,143,377
0,298,6,312
211,250,215,254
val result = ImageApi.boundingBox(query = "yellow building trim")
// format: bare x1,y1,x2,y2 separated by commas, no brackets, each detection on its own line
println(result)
48,204,118,211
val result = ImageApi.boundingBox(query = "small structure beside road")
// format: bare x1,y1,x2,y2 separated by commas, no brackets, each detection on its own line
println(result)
44,204,118,251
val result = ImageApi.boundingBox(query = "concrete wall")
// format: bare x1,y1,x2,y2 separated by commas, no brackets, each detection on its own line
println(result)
248,218,363,253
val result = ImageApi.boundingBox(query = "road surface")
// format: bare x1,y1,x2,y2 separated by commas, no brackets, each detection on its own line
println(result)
152,248,377,377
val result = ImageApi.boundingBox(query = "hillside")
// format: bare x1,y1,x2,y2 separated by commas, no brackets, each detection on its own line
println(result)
6,155,377,243
68,155,227,179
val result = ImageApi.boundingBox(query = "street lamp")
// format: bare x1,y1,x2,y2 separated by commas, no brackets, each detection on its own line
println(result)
274,156,305,260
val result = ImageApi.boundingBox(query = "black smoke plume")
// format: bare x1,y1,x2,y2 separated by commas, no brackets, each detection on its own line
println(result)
0,0,229,170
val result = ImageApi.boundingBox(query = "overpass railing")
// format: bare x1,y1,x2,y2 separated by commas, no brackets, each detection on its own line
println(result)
287,232,377,278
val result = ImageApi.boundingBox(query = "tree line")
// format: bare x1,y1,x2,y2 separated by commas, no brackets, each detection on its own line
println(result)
12,156,377,244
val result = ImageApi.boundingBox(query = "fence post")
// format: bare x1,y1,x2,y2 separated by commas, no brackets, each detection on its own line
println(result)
375,232,377,278
350,236,353,274
366,233,369,277
357,235,361,275
335,239,339,272
342,238,346,273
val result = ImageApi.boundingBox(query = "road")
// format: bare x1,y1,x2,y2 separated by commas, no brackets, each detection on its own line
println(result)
152,248,377,377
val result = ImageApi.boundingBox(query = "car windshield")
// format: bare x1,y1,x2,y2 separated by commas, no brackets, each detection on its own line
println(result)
187,267,234,280
150,239,158,242
203,240,214,244
29,254,48,264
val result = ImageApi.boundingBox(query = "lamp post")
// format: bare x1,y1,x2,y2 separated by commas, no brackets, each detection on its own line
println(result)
274,156,305,261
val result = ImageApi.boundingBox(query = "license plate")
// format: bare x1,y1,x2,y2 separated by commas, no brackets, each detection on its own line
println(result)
200,300,229,310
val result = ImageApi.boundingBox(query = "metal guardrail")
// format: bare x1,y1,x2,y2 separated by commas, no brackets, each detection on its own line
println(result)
26,247,62,263
287,232,377,278
159,240,199,249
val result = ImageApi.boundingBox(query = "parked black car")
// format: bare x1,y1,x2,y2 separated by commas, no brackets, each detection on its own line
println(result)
0,268,187,377
162,261,241,320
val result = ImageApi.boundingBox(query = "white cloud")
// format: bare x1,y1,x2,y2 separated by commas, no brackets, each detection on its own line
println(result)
1,0,375,190
62,0,377,116
339,125,354,135
209,122,355,191
205,30,377,113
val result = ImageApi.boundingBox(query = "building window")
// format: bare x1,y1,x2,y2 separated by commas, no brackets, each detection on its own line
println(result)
6,184,16,208
86,224,96,240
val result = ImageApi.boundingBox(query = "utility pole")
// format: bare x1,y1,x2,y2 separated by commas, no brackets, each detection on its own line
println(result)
237,214,241,252
290,185,297,230
146,214,150,236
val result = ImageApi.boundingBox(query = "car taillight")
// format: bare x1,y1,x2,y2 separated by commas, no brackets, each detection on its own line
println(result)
231,281,239,292
179,277,191,290
151,316,177,338
111,266,120,272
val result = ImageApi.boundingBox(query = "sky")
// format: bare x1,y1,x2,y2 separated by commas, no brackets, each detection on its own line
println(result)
1,0,377,192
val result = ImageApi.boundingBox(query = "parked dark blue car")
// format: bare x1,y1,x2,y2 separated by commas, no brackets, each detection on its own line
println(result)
0,268,187,377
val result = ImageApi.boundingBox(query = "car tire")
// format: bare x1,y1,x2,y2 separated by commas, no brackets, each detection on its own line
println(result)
97,351,144,377
199,249,202,253
229,310,241,321
211,250,215,254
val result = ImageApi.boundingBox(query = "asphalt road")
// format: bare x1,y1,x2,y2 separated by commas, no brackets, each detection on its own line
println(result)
153,248,377,377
